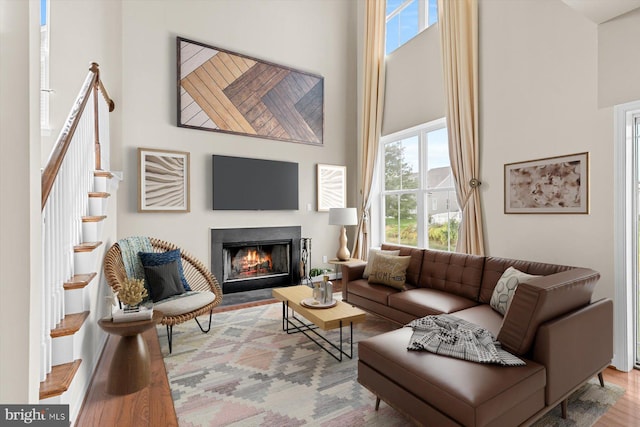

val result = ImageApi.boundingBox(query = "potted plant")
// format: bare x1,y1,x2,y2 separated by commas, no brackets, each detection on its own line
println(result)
117,278,148,312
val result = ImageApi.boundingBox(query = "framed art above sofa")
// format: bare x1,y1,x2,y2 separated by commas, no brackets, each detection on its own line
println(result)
504,152,589,214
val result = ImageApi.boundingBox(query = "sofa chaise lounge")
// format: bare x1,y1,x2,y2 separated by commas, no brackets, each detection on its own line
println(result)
342,244,613,427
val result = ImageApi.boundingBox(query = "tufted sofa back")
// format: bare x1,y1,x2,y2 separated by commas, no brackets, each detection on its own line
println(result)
418,249,485,300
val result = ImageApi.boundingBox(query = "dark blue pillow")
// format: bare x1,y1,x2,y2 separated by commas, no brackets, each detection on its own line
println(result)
138,249,192,291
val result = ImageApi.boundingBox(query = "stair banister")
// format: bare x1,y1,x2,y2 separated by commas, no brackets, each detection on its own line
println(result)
40,63,114,384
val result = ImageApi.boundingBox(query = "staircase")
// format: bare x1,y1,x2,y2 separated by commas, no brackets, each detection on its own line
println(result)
38,63,118,423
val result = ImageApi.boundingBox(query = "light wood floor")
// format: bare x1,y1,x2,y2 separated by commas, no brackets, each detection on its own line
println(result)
76,290,640,426
595,367,640,426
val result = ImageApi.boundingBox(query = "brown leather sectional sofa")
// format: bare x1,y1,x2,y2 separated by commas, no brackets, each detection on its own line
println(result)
342,244,613,427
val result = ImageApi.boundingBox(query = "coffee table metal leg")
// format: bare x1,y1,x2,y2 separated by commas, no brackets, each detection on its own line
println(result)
279,306,354,362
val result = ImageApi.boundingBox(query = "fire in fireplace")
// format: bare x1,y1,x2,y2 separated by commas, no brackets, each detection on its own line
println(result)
211,226,301,294
224,244,290,282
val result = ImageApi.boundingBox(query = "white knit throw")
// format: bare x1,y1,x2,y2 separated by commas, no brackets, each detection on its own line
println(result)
407,314,525,366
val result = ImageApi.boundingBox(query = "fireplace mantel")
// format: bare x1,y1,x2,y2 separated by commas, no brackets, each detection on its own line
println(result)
211,226,301,294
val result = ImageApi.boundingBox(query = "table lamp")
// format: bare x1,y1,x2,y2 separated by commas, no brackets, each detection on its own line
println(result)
328,207,358,261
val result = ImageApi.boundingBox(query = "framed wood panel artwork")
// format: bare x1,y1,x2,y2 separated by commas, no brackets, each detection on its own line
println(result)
138,148,190,212
317,164,346,212
177,37,324,146
504,152,589,214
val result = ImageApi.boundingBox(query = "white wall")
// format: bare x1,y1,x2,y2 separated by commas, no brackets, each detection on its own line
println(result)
0,0,42,403
381,0,619,303
117,0,358,271
44,0,122,165
479,0,614,302
598,7,640,108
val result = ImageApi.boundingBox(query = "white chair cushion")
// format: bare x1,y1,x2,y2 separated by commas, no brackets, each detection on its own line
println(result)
153,291,216,316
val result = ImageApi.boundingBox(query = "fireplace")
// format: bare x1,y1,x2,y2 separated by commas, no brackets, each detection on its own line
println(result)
211,226,301,294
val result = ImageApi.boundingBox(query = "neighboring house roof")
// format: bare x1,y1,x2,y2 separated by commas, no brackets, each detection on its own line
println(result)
428,166,454,189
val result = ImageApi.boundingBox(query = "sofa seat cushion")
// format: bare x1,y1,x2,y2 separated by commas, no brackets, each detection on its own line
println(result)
388,288,478,318
347,278,401,304
453,304,504,338
359,328,546,427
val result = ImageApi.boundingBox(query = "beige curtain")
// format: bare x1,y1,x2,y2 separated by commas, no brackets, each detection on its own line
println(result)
352,0,386,261
437,0,485,255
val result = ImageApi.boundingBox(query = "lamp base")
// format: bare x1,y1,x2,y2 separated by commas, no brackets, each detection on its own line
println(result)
336,226,350,261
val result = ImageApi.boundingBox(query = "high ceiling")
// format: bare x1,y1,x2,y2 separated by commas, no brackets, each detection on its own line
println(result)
562,0,640,23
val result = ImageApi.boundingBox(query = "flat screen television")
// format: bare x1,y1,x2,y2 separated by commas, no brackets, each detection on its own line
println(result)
212,155,299,210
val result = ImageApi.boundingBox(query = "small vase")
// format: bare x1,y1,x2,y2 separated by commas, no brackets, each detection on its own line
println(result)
322,276,333,304
313,283,322,302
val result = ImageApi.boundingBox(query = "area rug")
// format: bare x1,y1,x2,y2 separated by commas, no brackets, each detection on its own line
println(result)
160,303,624,427
531,378,625,427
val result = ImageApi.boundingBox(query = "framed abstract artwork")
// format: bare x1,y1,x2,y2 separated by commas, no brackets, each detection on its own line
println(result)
177,37,324,146
138,148,190,212
317,164,346,212
504,152,589,214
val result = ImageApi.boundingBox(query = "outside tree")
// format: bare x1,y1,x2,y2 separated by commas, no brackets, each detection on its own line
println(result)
384,141,418,220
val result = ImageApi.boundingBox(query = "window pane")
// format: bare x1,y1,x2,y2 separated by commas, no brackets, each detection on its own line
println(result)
385,136,419,191
386,0,405,16
385,193,418,246
398,0,419,47
427,190,460,251
428,0,438,26
426,127,448,170
386,0,438,55
386,14,401,54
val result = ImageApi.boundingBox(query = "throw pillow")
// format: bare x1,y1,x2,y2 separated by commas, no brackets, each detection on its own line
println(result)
143,260,185,302
490,266,540,315
367,253,412,289
138,249,191,291
363,248,401,279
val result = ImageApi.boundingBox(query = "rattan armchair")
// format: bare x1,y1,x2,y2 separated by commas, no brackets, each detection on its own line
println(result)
104,237,223,353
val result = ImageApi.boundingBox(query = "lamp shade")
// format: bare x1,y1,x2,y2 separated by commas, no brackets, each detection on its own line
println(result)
328,208,358,226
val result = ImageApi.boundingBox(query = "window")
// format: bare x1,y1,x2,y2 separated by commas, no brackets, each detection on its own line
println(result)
613,99,640,371
380,119,460,251
635,113,640,368
386,0,438,55
40,0,51,132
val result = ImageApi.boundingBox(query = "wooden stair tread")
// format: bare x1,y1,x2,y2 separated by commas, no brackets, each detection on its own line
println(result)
94,171,113,178
74,241,102,252
88,192,110,198
39,359,82,400
51,311,90,338
64,272,97,290
81,215,107,222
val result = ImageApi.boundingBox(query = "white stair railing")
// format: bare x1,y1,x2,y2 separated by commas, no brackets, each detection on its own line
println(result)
40,63,114,381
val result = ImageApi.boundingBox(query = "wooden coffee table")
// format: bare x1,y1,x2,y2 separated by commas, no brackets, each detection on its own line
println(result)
272,285,366,361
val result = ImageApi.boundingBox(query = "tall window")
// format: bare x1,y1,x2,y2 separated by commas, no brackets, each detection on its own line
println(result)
40,0,51,132
614,100,640,371
635,113,640,368
386,0,438,55
380,119,460,250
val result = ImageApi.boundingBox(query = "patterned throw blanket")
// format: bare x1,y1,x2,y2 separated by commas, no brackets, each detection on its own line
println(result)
117,236,152,280
407,314,525,366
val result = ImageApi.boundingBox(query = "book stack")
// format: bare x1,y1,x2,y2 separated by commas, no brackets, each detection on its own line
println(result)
112,306,154,323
